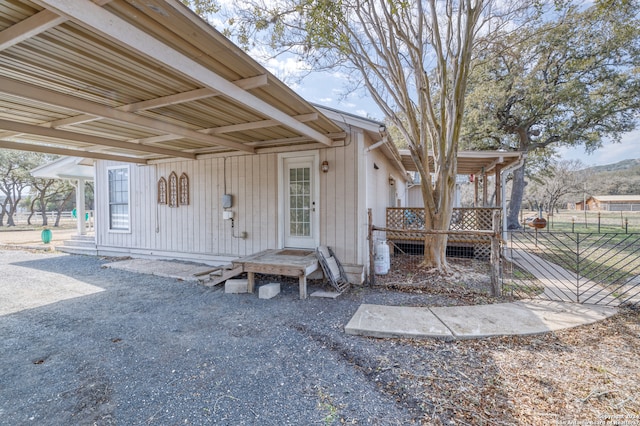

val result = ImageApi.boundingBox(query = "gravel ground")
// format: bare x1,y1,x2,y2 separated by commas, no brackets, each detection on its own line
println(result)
0,249,465,425
4,250,637,425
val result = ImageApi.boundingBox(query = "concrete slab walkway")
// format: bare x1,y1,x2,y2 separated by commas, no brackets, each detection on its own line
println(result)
103,258,222,282
345,300,617,340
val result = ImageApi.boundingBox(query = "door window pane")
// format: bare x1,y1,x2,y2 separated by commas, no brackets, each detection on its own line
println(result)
289,166,311,237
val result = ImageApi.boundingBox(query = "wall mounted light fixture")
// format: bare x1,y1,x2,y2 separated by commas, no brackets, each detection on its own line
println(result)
321,160,329,173
389,177,395,186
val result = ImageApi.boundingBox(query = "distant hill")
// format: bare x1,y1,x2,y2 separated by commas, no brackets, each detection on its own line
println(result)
584,158,640,173
582,159,640,195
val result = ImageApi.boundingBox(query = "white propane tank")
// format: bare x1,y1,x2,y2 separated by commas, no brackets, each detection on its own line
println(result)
374,240,390,275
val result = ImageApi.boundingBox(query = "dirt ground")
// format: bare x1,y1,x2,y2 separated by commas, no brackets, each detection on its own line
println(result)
0,249,638,425
0,227,78,245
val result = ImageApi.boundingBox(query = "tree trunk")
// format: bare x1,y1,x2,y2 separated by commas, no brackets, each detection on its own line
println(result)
6,200,16,227
420,176,456,272
39,196,48,227
507,162,527,229
54,190,74,227
27,198,37,225
0,198,7,226
423,230,449,270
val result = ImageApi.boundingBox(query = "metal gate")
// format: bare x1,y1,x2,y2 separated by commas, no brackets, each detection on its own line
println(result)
503,231,640,306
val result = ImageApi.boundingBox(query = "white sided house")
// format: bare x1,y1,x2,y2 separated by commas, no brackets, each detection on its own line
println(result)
0,0,412,284
4,0,524,288
92,108,409,282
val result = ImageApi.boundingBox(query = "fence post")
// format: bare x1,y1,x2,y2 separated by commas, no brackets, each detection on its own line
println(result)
490,210,501,297
368,208,375,287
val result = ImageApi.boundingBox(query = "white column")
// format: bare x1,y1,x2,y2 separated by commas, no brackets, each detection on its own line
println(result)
76,178,86,235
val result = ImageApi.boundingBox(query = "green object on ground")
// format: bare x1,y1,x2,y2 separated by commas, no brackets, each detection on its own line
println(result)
41,228,52,244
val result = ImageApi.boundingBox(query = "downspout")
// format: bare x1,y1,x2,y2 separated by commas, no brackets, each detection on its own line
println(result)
501,153,527,242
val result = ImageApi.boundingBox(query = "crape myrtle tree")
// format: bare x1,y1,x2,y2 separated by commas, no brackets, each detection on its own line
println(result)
462,0,640,229
213,0,533,271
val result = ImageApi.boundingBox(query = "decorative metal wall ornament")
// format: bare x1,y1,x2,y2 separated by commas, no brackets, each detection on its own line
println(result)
158,177,167,204
168,171,178,207
179,173,189,206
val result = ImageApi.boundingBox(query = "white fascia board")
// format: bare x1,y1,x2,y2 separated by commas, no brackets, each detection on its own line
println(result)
315,106,385,134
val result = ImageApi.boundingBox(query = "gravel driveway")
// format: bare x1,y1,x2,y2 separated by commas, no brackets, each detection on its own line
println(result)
0,249,462,425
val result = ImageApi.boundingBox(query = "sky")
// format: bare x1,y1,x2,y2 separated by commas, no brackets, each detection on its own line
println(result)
213,8,639,169
555,130,640,167
289,67,640,167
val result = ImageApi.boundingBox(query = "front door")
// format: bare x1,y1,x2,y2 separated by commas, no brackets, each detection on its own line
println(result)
282,155,319,249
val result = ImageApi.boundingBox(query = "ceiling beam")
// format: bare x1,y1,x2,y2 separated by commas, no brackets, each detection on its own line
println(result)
207,113,318,134
0,119,195,159
0,10,64,51
0,0,112,51
0,76,255,154
47,75,269,128
35,0,334,146
119,75,268,112
128,113,320,146
0,140,148,164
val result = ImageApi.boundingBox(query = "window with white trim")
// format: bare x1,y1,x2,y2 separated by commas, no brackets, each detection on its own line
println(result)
108,166,130,231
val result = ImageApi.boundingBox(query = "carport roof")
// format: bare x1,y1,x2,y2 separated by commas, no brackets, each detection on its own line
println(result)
0,0,345,164
399,149,523,176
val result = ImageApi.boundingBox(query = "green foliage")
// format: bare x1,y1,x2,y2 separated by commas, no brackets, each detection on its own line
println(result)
462,0,640,228
463,0,640,154
180,0,219,18
0,150,74,227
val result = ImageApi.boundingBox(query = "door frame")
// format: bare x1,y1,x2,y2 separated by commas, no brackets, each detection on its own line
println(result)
277,150,320,249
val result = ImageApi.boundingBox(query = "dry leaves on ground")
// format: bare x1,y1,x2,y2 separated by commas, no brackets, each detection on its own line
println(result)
397,307,640,425
370,255,639,424
373,256,502,305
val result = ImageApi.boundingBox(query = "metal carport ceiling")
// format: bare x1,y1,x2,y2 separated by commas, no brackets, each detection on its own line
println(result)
0,0,345,164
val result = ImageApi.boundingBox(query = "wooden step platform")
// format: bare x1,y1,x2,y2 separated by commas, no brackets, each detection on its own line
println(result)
232,249,319,299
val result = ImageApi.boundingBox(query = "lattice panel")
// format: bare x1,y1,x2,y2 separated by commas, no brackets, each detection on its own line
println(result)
449,208,498,231
386,208,425,229
386,208,500,231
473,243,491,260
385,207,498,259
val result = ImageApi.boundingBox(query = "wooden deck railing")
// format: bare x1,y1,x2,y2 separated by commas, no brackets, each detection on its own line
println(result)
385,207,501,244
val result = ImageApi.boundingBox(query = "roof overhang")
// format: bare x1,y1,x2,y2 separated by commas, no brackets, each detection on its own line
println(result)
316,105,407,176
0,0,344,164
399,149,523,176
31,156,94,180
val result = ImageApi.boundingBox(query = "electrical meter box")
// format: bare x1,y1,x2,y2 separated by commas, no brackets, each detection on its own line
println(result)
222,194,232,209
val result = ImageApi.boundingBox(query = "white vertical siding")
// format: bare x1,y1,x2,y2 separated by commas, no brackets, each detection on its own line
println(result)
318,128,360,265
365,143,407,230
94,130,394,267
96,155,279,262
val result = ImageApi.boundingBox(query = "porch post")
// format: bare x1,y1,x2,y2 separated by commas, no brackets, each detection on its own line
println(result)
76,178,86,235
482,169,488,207
495,164,502,206
474,177,479,207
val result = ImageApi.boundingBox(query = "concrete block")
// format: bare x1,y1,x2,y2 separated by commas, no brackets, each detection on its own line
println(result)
310,290,341,299
259,282,280,299
225,278,249,294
